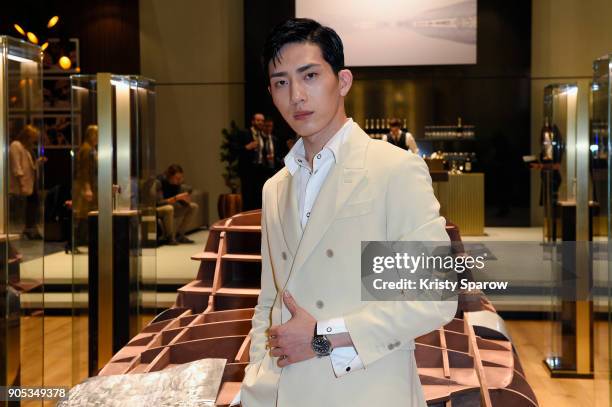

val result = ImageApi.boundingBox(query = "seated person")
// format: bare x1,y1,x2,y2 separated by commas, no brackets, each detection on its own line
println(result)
155,164,198,244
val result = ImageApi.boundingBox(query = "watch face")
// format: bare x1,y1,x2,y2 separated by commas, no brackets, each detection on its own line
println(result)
312,335,331,356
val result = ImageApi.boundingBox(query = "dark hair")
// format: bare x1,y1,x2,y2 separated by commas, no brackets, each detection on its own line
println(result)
165,164,183,177
389,119,401,128
262,18,344,83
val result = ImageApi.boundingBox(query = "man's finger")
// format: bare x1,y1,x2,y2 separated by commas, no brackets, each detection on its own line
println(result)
283,291,299,316
269,325,280,337
277,355,290,368
268,336,280,348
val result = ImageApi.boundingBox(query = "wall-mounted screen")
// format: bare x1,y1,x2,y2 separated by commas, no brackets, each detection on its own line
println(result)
296,0,477,66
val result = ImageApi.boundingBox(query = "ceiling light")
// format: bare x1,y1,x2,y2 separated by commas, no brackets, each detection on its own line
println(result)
59,56,72,70
26,32,39,44
47,16,59,28
14,24,25,36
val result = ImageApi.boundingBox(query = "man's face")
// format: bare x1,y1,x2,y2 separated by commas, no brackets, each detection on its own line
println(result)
168,172,184,185
268,42,347,138
252,114,265,131
390,126,401,136
263,120,274,135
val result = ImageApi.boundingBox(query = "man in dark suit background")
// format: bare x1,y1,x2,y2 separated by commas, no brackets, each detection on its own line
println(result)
231,113,265,210
262,118,283,173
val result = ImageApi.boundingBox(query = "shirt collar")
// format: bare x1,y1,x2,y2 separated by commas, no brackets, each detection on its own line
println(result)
284,118,354,175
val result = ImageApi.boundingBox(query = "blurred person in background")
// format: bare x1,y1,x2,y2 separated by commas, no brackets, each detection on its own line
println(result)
9,124,46,239
73,124,99,247
385,118,418,154
231,112,265,210
155,164,198,245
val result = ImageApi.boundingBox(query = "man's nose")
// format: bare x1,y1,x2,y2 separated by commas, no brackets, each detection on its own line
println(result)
290,81,306,105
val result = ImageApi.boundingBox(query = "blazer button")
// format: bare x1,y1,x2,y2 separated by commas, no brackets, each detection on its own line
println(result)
316,300,324,309
281,252,287,260
326,249,334,258
394,340,401,347
387,343,395,350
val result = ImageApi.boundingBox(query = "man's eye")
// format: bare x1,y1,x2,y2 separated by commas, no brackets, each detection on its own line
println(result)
305,72,318,80
274,80,287,88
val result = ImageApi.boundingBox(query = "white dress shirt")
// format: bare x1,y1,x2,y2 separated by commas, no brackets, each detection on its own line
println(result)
283,118,364,377
231,119,364,405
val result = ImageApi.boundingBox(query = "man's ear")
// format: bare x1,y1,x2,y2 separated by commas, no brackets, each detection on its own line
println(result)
267,85,271,95
338,69,353,97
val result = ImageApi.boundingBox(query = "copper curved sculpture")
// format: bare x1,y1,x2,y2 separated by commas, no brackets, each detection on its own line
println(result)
99,210,538,407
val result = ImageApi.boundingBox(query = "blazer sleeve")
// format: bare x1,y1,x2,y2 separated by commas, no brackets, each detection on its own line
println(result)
343,154,457,368
247,181,278,364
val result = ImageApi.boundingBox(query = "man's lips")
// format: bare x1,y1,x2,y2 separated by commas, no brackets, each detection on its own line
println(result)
293,111,313,120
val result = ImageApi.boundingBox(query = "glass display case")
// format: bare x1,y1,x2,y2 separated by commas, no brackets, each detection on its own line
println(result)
541,83,578,241
70,74,157,381
541,83,593,378
591,54,612,406
0,36,44,401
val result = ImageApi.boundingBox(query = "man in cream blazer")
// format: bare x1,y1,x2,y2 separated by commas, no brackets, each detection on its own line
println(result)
240,18,457,407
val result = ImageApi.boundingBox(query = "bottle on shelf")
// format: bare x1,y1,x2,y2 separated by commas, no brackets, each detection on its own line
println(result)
540,116,554,162
464,152,473,172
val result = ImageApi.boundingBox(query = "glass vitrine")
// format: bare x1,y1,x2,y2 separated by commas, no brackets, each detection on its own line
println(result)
592,54,612,406
0,36,44,404
70,74,157,381
541,83,578,241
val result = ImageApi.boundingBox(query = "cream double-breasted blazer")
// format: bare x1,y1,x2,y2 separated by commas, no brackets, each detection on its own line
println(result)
241,124,457,407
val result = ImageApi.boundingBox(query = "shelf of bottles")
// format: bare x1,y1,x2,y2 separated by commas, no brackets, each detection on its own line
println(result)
363,117,409,139
429,151,478,174
424,118,475,140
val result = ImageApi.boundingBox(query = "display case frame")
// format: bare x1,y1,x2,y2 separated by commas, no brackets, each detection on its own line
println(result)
70,73,157,380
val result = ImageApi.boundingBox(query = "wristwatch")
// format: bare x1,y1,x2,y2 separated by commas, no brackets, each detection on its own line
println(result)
311,323,333,357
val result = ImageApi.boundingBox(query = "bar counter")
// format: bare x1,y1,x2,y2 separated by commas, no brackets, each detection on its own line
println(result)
432,172,485,235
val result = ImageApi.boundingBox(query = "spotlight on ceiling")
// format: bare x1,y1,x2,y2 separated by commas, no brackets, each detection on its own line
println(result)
26,32,39,44
47,16,59,28
14,24,25,36
41,42,49,51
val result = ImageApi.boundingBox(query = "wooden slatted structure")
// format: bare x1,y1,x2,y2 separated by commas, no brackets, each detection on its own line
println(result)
99,210,538,406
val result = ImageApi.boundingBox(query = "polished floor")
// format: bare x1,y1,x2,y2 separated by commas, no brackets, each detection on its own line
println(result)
12,226,612,406
21,229,210,310
506,320,610,407
14,316,610,407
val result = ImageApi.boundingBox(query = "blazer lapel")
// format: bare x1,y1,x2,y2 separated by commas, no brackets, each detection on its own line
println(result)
277,171,300,256
286,126,371,284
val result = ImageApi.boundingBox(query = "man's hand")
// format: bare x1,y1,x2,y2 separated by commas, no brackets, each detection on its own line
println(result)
176,192,190,202
268,291,317,368
246,140,259,150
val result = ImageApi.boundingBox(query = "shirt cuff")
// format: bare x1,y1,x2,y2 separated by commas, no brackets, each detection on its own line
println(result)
318,318,364,377
329,347,364,377
317,317,348,335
